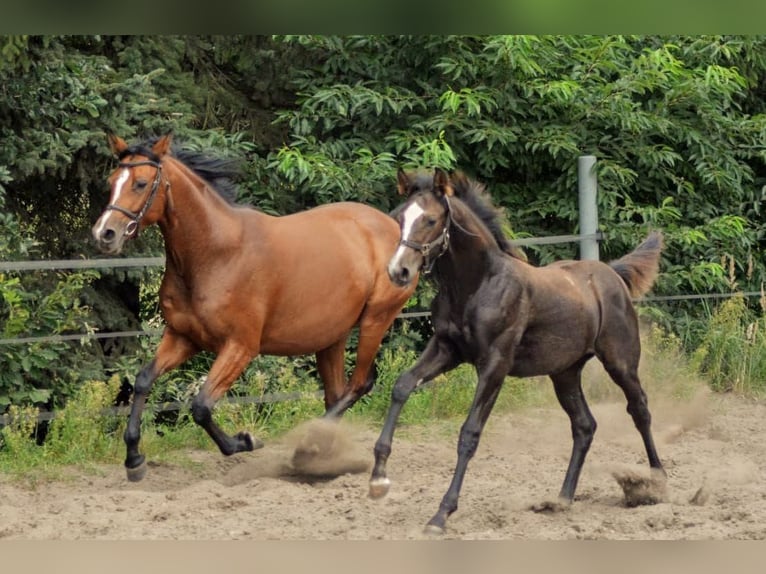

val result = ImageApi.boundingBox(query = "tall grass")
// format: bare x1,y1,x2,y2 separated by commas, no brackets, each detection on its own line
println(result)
691,293,766,395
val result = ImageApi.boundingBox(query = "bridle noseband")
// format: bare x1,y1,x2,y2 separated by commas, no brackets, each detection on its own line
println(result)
105,159,167,237
398,200,452,274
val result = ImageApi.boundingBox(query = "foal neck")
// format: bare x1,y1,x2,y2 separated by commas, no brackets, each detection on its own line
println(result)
434,199,503,289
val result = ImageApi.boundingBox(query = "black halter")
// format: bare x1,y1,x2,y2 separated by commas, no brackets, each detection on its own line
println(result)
398,200,452,275
105,159,165,237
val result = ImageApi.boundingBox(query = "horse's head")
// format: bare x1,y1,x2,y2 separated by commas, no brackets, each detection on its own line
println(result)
92,133,173,254
387,168,453,286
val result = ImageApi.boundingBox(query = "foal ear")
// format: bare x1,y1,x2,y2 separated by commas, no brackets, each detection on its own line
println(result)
396,168,410,196
433,167,455,197
152,131,174,158
106,132,128,156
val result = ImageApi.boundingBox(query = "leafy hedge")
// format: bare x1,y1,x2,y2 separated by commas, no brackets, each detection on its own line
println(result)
2,35,766,412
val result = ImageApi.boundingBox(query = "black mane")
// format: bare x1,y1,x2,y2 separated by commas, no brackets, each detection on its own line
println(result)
449,172,526,261
122,137,242,204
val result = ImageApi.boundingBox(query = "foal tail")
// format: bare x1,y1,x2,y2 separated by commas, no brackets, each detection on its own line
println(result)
608,231,663,298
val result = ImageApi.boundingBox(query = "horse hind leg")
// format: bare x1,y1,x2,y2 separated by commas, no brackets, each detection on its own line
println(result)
602,358,668,506
605,360,664,473
190,342,264,456
324,311,392,418
316,335,350,415
545,363,597,507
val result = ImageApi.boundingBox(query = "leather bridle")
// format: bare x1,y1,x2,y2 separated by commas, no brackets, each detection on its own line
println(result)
104,159,166,237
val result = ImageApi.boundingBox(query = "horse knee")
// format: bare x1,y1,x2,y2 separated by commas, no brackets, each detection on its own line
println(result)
134,364,156,395
391,372,420,403
457,424,481,459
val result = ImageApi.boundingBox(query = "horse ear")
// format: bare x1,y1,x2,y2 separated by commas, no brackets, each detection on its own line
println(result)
152,132,173,158
396,168,410,196
433,167,455,197
107,133,128,156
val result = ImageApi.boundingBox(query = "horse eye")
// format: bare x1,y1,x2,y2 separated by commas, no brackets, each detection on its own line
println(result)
425,216,437,227
134,180,148,191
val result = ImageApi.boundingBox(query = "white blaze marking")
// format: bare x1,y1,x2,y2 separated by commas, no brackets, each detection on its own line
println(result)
389,202,425,269
93,168,130,235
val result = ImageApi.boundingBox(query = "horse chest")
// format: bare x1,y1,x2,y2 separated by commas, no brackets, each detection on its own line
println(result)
159,283,233,347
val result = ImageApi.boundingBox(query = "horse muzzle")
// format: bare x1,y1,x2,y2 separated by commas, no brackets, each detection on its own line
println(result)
92,213,136,255
387,259,418,287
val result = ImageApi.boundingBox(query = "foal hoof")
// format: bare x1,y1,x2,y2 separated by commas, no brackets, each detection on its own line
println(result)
368,477,391,499
423,523,445,536
125,461,148,482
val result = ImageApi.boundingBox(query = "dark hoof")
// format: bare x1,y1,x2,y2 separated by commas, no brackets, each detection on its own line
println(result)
237,431,264,452
126,461,147,482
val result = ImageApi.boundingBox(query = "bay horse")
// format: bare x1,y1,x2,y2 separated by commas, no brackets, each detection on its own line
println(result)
91,133,417,481
369,168,666,534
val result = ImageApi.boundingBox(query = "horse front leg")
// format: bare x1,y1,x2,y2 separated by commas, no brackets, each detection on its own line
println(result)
369,337,458,500
124,330,196,481
424,358,506,535
190,341,263,456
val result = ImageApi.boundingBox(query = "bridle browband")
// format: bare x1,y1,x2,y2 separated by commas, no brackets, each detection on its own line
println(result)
398,197,452,275
105,156,167,237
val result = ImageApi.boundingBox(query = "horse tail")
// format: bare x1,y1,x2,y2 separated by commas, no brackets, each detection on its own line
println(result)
608,231,663,298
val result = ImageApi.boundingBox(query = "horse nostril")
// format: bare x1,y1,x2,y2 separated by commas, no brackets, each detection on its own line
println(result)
102,228,116,243
399,267,410,282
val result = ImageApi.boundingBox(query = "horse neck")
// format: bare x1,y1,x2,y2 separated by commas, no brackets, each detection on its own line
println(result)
434,201,503,295
158,159,245,271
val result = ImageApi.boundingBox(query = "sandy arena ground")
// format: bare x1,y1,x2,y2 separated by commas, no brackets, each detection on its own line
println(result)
1,383,765,540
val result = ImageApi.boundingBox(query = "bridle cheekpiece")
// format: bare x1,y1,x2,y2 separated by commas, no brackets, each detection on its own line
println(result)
105,156,167,237
398,198,452,274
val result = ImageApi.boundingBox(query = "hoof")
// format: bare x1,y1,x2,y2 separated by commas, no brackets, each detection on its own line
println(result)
368,477,391,499
423,523,445,536
238,431,264,452
126,461,147,482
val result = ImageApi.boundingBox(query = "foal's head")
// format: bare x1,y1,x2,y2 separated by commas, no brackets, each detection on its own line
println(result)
92,133,174,254
387,168,453,287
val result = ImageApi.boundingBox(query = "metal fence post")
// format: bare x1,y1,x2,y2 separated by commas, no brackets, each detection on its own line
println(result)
577,155,599,261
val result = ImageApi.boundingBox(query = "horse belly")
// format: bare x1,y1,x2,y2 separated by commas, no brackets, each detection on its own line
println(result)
509,321,595,378
257,287,366,356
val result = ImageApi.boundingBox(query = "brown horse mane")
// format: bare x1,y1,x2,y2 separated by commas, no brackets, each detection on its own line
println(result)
120,136,242,204
447,172,527,261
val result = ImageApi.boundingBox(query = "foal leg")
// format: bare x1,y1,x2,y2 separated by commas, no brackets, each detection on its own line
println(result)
548,363,597,505
190,341,263,456
124,330,197,481
605,362,664,474
369,337,459,500
425,361,506,534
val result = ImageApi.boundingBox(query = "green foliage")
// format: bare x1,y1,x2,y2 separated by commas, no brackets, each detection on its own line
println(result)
3,34,766,421
692,295,766,395
0,377,124,478
0,201,103,409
